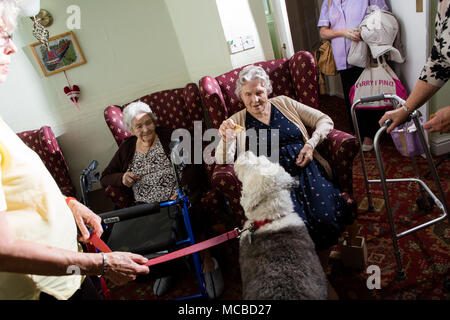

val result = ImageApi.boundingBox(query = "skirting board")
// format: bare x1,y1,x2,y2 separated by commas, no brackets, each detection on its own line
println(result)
430,135,450,156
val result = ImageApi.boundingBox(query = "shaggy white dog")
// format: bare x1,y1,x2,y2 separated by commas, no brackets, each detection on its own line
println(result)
234,151,327,300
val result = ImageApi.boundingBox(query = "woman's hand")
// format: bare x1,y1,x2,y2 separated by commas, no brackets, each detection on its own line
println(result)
343,29,361,41
122,171,141,187
219,118,237,142
296,143,314,168
378,107,410,133
103,252,149,286
423,106,450,134
67,199,103,243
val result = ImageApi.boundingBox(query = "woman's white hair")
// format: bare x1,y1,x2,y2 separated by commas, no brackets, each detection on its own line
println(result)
123,101,157,132
0,0,19,32
235,65,273,99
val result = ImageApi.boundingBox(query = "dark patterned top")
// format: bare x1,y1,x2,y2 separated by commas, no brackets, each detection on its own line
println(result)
130,138,177,203
419,0,450,87
245,105,347,251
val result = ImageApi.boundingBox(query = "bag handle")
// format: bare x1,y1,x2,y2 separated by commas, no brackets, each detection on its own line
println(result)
328,0,332,7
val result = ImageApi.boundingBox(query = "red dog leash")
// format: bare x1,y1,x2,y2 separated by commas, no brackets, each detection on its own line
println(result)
88,228,241,266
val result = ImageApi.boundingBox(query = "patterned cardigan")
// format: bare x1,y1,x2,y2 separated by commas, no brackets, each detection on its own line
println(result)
419,0,450,87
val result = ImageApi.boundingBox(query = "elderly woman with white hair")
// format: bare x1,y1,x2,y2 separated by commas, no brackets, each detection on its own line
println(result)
101,101,223,298
216,65,351,298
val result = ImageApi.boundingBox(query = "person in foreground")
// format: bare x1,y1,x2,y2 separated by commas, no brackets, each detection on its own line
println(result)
379,0,450,134
0,0,149,300
216,65,352,299
101,101,224,299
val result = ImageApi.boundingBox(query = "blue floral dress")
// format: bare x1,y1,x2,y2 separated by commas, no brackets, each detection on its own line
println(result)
245,104,347,250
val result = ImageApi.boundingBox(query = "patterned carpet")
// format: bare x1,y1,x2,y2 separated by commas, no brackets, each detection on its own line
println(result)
108,95,449,300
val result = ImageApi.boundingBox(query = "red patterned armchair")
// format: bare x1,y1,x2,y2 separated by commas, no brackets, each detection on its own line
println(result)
103,83,221,213
199,51,359,226
17,126,76,197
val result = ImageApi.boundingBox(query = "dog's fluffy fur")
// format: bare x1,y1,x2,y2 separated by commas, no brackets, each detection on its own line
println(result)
234,152,327,300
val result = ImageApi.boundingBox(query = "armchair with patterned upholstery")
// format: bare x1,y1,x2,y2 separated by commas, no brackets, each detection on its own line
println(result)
199,51,359,227
103,83,222,216
17,126,77,197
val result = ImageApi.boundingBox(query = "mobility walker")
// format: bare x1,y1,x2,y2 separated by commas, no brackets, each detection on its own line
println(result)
351,93,449,280
79,141,208,299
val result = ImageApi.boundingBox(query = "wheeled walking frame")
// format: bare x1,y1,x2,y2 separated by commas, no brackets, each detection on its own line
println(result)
79,142,208,300
351,93,449,279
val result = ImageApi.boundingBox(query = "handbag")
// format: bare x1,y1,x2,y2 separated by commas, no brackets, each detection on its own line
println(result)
349,55,407,110
316,40,337,76
390,117,425,157
314,0,337,94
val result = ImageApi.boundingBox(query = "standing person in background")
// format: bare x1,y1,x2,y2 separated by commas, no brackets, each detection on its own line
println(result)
379,0,450,134
318,0,389,151
0,0,149,300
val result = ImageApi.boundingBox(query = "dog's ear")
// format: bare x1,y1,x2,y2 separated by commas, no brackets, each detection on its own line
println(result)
239,173,266,213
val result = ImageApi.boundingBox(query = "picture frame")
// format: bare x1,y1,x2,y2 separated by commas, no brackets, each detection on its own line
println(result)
29,31,86,77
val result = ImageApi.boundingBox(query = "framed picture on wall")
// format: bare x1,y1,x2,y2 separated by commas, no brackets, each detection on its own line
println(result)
30,31,86,77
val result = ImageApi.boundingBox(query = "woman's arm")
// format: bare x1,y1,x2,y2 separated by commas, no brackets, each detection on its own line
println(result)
379,79,440,133
290,99,334,149
100,147,127,188
0,213,149,285
320,26,361,41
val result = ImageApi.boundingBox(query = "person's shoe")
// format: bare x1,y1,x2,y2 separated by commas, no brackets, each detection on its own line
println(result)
153,276,174,297
202,257,224,299
362,143,374,152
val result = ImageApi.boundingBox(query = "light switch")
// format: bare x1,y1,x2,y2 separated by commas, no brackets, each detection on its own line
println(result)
242,35,255,50
228,37,244,54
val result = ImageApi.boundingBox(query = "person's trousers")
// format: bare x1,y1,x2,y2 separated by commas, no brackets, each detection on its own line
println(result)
339,66,386,140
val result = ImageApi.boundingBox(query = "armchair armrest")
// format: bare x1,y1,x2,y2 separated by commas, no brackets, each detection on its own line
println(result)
199,76,228,128
211,164,245,226
316,129,359,195
104,185,133,209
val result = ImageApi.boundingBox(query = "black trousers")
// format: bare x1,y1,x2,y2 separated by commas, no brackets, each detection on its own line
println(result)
339,66,386,139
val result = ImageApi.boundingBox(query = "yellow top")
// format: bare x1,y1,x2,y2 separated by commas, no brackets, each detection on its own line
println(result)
0,117,82,300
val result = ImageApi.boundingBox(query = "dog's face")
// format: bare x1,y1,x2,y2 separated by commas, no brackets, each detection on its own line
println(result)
234,151,297,215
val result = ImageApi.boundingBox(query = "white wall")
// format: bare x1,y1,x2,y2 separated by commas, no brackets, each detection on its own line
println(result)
216,0,274,68
0,0,192,195
390,0,431,118
165,0,233,82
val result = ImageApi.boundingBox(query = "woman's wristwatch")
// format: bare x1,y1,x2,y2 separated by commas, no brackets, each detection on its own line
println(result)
401,103,413,114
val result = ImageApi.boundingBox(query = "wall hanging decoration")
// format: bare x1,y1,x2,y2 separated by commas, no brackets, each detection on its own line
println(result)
30,31,86,77
63,71,80,110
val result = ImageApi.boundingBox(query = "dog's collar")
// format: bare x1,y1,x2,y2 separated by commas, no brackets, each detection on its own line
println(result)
248,215,285,232
251,219,274,231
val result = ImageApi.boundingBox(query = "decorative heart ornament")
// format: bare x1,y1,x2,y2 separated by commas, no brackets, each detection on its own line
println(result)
64,85,80,110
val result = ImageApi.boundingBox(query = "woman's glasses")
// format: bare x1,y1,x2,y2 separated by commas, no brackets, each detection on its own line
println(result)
0,32,13,47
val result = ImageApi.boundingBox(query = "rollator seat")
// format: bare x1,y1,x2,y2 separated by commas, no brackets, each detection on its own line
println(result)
105,206,179,257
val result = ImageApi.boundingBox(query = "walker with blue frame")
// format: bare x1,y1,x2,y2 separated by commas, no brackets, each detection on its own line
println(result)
79,140,208,300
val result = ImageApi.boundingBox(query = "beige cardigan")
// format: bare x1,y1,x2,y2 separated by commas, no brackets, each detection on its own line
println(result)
215,95,334,178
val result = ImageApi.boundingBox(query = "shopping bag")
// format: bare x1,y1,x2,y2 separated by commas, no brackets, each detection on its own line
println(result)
349,56,407,110
390,117,425,157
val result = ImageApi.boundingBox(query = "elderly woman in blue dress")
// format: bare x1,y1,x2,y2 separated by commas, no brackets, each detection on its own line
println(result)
216,65,350,297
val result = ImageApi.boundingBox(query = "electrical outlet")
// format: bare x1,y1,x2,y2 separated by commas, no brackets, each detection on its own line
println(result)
228,37,244,54
242,35,255,50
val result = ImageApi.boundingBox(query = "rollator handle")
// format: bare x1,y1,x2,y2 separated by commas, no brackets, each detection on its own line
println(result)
359,94,386,103
99,202,161,224
382,119,393,128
